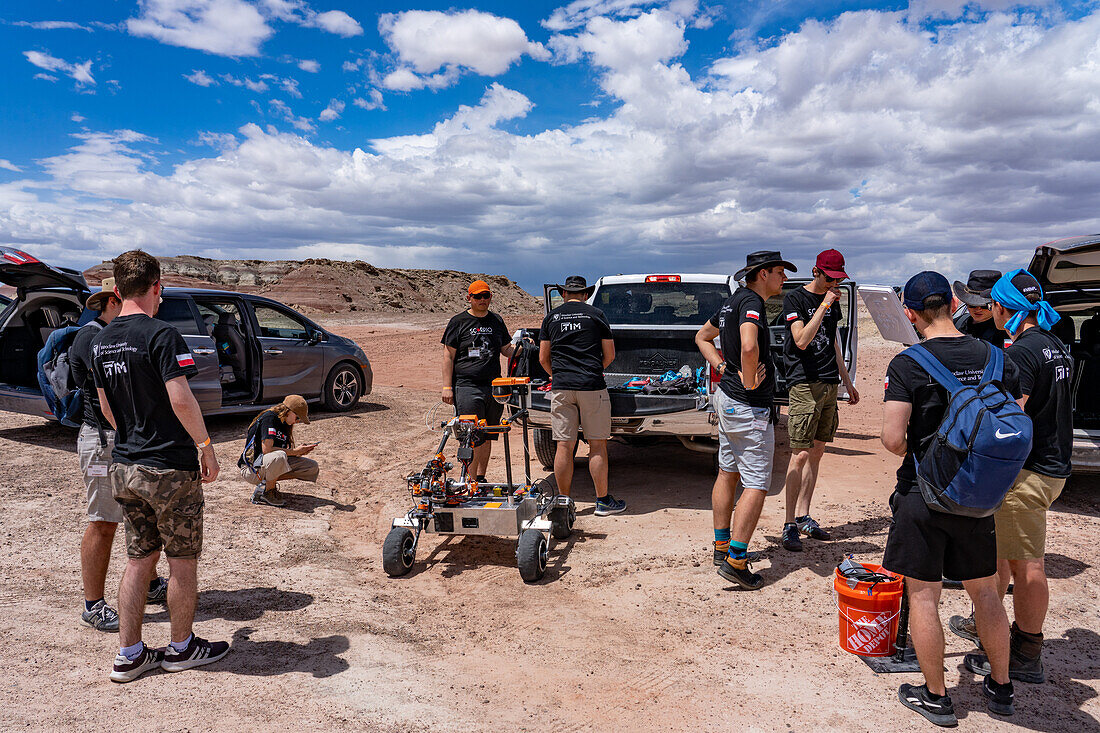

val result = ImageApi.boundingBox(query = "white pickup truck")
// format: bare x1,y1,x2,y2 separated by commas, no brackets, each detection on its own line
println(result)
523,273,859,470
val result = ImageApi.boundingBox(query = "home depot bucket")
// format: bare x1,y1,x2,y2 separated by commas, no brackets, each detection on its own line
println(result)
834,563,904,657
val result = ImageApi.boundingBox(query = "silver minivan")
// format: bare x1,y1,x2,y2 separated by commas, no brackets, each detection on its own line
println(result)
0,247,372,421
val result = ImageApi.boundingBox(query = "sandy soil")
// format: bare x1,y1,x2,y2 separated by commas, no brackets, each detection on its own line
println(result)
1,312,1097,732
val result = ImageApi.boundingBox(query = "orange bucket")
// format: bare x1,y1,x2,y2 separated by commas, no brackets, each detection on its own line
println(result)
834,563,904,657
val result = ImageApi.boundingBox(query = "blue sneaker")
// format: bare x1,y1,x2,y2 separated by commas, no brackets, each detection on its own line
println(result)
594,495,626,516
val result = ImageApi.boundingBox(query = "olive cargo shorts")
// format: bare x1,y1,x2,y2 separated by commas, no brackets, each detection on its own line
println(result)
786,382,839,451
110,463,204,559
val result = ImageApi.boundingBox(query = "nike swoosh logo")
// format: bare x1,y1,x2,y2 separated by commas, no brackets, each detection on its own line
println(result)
995,430,1021,439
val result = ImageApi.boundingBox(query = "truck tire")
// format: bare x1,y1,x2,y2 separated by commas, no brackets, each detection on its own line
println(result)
533,428,555,470
382,527,415,577
323,362,362,412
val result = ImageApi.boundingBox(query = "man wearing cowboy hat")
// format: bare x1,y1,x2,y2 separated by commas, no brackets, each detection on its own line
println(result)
953,270,1008,347
69,278,167,631
695,251,793,589
538,276,625,516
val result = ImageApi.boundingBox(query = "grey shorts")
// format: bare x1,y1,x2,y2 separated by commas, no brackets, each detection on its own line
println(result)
713,388,775,491
78,423,122,523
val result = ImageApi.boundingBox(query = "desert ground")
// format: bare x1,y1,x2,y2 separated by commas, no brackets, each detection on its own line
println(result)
1,311,1097,732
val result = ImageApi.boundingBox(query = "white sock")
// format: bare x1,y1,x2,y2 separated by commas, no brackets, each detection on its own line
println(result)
119,641,144,660
168,634,193,653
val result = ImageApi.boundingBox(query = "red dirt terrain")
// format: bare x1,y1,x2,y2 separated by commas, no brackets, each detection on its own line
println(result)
1,310,1097,732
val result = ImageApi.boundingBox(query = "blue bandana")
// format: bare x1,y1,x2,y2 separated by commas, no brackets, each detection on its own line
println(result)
990,268,1061,335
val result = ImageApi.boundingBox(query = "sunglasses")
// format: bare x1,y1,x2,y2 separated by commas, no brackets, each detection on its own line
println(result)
470,292,491,300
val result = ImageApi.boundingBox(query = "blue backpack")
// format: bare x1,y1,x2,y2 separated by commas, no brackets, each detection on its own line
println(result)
904,342,1032,518
37,323,100,428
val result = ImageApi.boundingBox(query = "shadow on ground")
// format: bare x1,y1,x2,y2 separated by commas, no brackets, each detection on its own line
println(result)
145,586,314,623
219,626,350,678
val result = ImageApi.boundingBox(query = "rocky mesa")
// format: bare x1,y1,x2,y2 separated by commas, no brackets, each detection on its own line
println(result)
84,256,539,315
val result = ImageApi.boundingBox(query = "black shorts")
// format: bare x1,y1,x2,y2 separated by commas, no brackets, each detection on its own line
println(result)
454,384,503,443
881,489,997,583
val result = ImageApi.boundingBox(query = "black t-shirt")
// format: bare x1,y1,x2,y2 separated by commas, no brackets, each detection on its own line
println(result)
954,312,1009,348
781,287,841,385
69,318,107,428
441,311,509,387
539,301,613,391
709,287,774,407
91,314,200,471
1007,327,1074,478
247,410,292,463
884,335,1021,493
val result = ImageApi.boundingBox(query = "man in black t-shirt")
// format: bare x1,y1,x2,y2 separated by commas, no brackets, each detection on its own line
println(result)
71,279,168,632
91,250,228,684
539,275,624,516
441,280,514,481
880,271,1016,725
955,270,1074,684
778,249,860,552
952,270,1009,348
695,251,794,590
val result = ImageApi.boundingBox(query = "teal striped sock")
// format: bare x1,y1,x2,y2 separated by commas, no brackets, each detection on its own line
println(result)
729,541,748,559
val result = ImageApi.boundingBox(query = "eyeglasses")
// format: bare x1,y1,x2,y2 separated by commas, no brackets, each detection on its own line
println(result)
470,292,491,300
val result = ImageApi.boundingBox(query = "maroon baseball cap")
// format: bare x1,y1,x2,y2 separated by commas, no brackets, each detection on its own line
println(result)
815,249,848,279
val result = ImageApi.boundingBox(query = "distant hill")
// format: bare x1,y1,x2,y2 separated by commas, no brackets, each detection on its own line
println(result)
83,256,539,315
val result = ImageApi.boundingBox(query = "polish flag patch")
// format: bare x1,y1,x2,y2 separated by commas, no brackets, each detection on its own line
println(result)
746,310,760,320
176,353,195,367
785,312,798,322
268,428,278,436
884,375,890,390
1004,339,1013,348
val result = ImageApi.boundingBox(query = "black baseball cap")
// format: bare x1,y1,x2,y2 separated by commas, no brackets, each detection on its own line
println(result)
902,271,952,310
1008,270,1042,300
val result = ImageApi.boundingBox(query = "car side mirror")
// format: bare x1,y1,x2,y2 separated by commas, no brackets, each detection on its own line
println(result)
307,330,323,345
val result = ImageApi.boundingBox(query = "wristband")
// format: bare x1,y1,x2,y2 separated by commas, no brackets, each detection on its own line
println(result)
443,387,453,391
196,438,211,449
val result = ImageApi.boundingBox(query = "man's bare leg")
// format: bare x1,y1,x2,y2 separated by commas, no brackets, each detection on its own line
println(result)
554,439,577,497
905,578,946,696
118,552,159,648
587,439,608,499
166,557,198,644
81,521,117,603
731,488,766,548
795,441,826,518
472,441,492,478
964,575,1011,684
712,469,739,532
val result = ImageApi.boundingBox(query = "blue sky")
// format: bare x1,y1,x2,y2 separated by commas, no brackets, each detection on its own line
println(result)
2,1,1100,291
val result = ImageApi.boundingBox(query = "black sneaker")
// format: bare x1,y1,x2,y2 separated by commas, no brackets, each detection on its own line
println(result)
81,599,119,632
161,635,231,672
475,475,488,483
252,487,286,507
110,643,164,683
146,576,169,605
964,651,1045,684
782,523,803,552
898,683,957,727
713,543,728,566
594,495,626,516
949,613,980,646
797,516,831,541
982,675,1015,716
717,555,763,590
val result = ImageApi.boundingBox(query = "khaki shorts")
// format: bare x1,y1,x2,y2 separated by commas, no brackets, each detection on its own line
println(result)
78,423,123,523
110,463,204,559
550,389,611,441
786,382,839,451
240,451,320,486
995,469,1065,561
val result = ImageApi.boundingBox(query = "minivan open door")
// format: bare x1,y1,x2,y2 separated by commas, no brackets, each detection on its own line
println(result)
1029,235,1100,292
0,247,89,297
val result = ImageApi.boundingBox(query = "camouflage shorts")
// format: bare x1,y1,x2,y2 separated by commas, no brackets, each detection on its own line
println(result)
110,463,204,559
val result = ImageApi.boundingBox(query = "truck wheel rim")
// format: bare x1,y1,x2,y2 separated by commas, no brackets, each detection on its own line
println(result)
334,370,358,406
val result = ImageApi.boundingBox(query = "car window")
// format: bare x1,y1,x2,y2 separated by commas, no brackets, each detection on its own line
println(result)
253,303,310,340
593,282,731,325
155,297,201,336
194,300,246,336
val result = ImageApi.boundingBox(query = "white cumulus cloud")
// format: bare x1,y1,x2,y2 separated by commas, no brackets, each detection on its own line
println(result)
353,90,386,111
184,69,217,86
319,99,345,122
259,0,362,36
127,0,273,57
0,160,22,172
23,50,95,85
298,59,320,73
379,10,548,90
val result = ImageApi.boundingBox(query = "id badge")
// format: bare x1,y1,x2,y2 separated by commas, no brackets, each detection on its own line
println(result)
87,463,109,477
750,418,768,432
468,347,483,358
